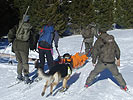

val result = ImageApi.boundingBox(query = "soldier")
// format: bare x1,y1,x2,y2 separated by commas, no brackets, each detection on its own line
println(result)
8,15,33,84
81,22,99,55
84,29,128,91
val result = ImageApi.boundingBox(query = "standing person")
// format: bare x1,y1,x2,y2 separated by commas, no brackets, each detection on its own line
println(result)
8,15,33,84
84,29,128,91
38,22,59,71
81,22,99,55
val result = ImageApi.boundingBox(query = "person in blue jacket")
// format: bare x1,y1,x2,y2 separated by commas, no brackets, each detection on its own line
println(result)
38,22,59,71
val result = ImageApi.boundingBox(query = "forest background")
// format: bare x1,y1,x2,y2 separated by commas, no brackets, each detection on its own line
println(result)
0,0,132,37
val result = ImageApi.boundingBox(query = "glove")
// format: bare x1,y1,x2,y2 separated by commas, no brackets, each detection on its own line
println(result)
116,59,120,66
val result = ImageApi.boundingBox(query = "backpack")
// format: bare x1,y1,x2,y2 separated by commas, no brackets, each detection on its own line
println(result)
16,23,32,41
38,25,54,45
100,34,116,63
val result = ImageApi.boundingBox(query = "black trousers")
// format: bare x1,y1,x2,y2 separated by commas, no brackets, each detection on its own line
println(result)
38,41,54,70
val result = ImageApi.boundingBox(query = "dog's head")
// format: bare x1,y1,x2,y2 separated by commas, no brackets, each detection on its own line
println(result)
63,53,72,64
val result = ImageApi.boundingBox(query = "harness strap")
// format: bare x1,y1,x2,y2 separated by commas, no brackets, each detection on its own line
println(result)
67,66,72,75
38,46,51,50
40,25,47,33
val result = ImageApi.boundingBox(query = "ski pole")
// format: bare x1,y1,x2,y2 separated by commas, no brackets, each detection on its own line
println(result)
1,43,12,54
56,48,61,60
80,39,84,53
8,44,13,65
56,48,61,57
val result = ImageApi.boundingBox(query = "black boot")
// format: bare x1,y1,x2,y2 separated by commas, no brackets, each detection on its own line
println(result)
24,75,33,84
17,74,24,81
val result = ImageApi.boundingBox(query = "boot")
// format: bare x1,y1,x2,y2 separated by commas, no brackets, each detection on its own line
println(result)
24,75,33,84
84,84,89,88
17,74,24,81
121,85,128,91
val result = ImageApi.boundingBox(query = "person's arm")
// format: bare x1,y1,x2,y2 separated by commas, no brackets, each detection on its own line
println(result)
54,31,59,48
92,39,99,65
115,41,120,66
8,25,17,43
92,27,99,38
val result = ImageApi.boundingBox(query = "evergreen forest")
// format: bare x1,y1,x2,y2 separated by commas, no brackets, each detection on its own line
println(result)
0,0,132,37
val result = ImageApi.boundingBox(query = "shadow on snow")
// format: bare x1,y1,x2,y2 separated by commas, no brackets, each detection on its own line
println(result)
87,68,120,87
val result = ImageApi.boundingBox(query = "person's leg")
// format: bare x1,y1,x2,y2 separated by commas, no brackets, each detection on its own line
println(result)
15,51,23,80
39,49,45,70
108,64,126,87
20,51,32,84
85,63,106,84
85,42,90,54
88,41,93,50
20,51,29,76
85,42,93,55
88,42,93,56
45,50,54,70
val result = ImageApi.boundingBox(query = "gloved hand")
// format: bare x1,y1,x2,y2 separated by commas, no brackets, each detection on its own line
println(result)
116,59,120,66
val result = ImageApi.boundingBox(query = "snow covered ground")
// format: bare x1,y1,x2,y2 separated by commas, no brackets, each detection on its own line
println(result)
0,29,133,100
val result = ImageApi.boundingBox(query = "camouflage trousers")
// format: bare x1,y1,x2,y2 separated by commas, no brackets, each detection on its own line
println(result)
15,51,29,76
85,62,126,87
84,42,93,54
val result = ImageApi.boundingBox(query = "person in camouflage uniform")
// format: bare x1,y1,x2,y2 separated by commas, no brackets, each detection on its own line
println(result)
84,29,128,91
81,22,99,55
8,15,33,84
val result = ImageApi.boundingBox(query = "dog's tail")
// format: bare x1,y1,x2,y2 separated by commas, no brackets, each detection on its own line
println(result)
37,68,54,86
35,59,52,79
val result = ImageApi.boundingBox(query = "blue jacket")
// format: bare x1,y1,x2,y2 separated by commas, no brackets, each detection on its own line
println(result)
38,25,54,45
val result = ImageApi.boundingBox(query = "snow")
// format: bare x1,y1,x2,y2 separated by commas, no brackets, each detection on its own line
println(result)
0,29,133,100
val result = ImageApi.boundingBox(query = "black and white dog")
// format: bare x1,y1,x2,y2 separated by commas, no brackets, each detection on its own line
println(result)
34,58,72,96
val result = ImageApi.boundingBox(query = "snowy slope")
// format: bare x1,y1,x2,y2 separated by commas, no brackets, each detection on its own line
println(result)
0,29,133,100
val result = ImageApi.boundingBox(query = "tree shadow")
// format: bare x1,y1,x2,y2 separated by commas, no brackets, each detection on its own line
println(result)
0,57,18,64
0,38,9,49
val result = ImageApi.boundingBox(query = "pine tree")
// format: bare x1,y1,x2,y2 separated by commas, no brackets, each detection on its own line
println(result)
4,0,132,37
114,0,133,28
13,0,67,34
29,0,67,34
13,0,32,18
0,0,18,36
67,0,96,34
69,0,95,28
93,0,114,30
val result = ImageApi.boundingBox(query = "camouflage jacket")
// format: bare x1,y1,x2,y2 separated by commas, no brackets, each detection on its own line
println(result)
92,33,120,64
8,22,31,53
81,25,99,43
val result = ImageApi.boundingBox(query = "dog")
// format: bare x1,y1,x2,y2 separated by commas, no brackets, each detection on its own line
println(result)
34,59,72,96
